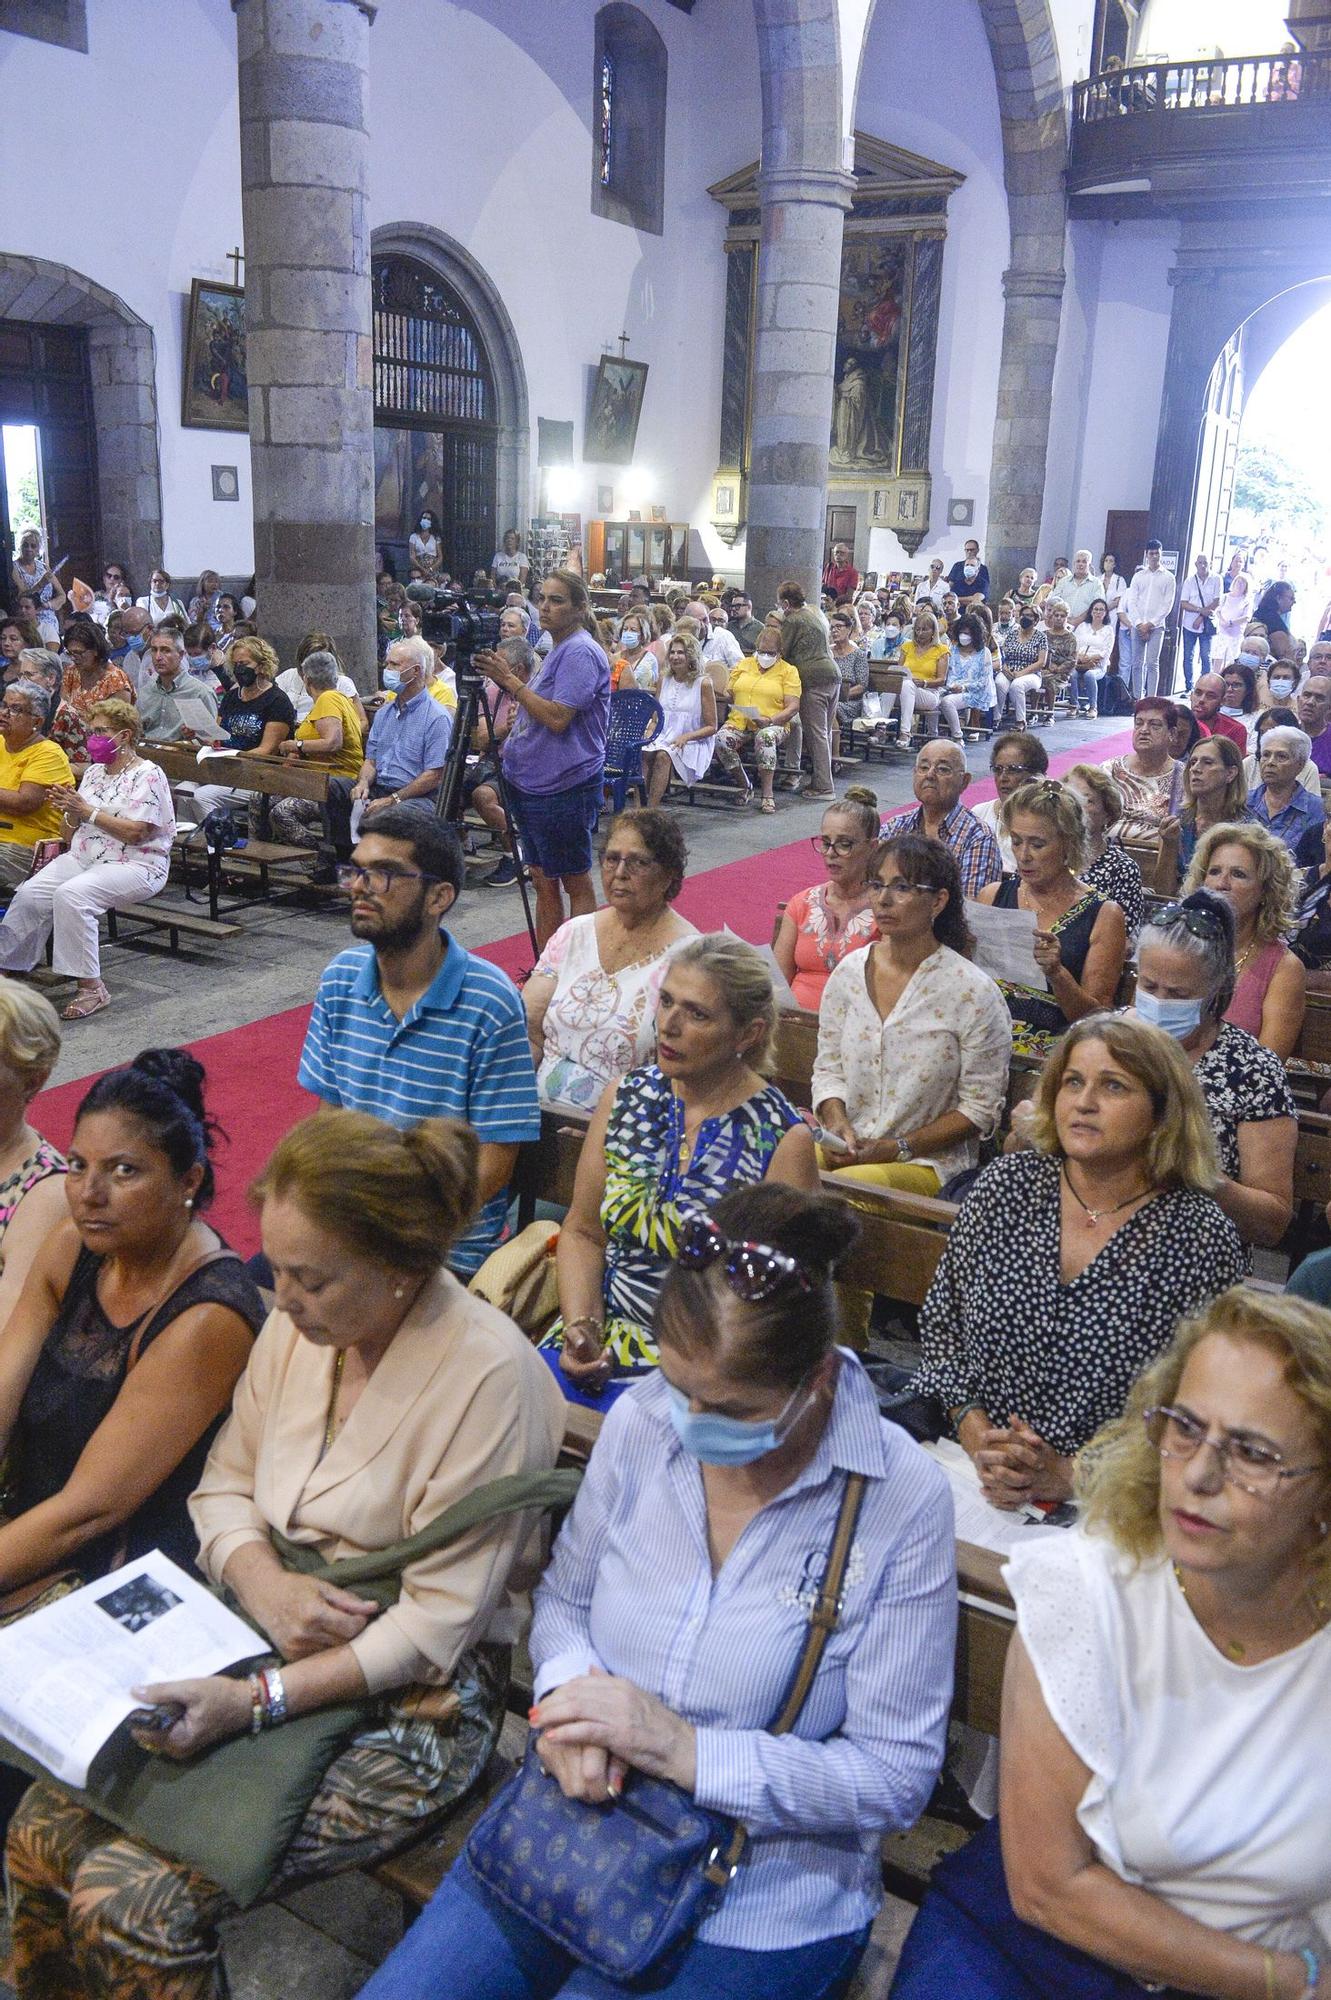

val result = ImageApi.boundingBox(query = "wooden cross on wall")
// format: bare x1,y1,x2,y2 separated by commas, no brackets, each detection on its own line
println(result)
616,330,630,357
227,246,245,288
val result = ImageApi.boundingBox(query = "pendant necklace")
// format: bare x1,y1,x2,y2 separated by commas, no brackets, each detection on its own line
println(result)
322,1348,347,1457
1172,1561,1330,1662
1062,1163,1157,1231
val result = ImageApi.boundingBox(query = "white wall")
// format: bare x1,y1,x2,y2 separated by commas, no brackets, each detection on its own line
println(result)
1134,0,1291,61
1041,216,1179,567
852,0,1010,575
0,0,251,581
0,0,761,583
368,0,761,580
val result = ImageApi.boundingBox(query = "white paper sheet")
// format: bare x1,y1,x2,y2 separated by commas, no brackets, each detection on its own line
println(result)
173,697,225,743
965,896,1044,989
922,1439,1074,1560
0,1552,261,1788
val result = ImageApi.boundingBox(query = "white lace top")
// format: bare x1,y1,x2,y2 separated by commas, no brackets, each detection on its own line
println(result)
1005,1530,1331,1953
531,912,695,1112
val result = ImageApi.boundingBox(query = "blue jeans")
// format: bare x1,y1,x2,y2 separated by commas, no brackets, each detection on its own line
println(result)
359,1855,871,2000
1180,626,1210,687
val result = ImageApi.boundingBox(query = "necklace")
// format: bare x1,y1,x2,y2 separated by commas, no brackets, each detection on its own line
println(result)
322,1348,347,1456
1062,1163,1157,1230
1235,939,1259,977
1172,1561,1330,1661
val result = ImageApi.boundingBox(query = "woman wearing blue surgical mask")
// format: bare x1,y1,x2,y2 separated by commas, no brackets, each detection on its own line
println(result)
1133,891,1294,1250
362,1179,957,2000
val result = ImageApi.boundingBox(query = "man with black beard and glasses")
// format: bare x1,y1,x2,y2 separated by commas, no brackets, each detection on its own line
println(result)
298,808,539,1277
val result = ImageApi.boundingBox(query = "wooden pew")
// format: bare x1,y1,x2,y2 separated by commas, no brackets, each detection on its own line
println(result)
144,745,331,920
772,1006,819,1108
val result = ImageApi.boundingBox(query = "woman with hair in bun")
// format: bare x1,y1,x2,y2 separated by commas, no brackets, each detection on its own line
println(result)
775,788,881,1011
6,1107,566,1999
0,1048,263,1591
363,1180,957,2000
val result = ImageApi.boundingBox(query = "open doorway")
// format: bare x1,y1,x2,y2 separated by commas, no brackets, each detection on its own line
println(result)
2,423,45,586
1226,298,1331,648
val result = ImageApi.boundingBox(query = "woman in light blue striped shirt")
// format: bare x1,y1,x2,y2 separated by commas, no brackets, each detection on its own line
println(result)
364,1182,957,2000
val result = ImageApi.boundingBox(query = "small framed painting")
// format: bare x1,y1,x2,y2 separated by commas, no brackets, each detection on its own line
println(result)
182,279,248,432
597,484,615,514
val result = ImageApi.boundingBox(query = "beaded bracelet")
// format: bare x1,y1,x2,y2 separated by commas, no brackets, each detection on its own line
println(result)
247,1672,266,1736
1299,1947,1321,1997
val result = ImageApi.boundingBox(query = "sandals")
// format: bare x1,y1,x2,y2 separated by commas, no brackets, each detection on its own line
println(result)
760,797,777,814
62,982,110,1021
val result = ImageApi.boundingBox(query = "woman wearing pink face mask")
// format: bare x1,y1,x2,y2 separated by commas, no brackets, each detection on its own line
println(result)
0,700,176,1021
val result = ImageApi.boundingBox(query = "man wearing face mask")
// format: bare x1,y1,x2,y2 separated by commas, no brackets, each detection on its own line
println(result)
106,605,151,684
711,638,802,813
1265,661,1301,710
945,538,990,610
325,636,452,861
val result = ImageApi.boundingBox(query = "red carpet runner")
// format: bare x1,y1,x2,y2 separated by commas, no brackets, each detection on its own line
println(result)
33,728,1133,1253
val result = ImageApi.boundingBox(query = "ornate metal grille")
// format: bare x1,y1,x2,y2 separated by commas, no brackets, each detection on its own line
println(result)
371,256,494,426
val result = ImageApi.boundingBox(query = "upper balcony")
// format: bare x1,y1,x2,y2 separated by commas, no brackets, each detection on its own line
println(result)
1068,49,1331,216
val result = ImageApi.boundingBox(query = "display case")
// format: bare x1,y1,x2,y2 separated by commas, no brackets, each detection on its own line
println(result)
587,519,691,582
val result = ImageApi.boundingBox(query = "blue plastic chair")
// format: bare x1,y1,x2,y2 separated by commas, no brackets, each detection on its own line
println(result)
601,690,665,813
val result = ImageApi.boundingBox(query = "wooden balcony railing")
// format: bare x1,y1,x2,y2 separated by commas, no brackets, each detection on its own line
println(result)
1073,48,1331,128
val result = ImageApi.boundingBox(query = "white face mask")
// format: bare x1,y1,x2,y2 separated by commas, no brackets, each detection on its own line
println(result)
756,654,778,671
1270,677,1296,698
419,520,431,533
957,633,973,648
963,562,978,578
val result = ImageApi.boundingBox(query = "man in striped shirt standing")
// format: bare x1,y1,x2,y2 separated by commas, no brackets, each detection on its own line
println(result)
298,808,540,1277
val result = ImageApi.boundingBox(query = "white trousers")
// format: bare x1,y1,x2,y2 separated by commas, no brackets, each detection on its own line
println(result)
995,672,1042,726
898,680,962,742
0,852,168,980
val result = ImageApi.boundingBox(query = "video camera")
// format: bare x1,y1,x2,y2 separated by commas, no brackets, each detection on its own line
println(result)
405,583,506,689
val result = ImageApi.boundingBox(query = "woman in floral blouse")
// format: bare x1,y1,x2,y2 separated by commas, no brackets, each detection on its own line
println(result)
0,700,175,1021
774,788,880,1010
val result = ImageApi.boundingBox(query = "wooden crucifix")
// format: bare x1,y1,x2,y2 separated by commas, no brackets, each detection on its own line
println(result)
616,330,630,357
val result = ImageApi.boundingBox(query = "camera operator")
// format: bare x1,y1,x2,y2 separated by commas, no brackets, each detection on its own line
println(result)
325,636,452,860
477,570,610,950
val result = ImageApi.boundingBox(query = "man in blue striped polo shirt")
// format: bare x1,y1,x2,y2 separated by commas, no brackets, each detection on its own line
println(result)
299,809,539,1276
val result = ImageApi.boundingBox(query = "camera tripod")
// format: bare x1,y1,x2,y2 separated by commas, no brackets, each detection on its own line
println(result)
435,665,539,957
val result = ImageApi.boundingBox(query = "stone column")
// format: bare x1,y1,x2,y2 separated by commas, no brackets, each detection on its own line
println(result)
234,0,377,689
743,164,854,618
987,265,1066,589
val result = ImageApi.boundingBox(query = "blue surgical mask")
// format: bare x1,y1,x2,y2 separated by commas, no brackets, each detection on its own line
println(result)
664,1378,809,1467
382,667,404,692
1135,989,1203,1040
188,654,211,672
1220,704,1243,718
125,632,145,651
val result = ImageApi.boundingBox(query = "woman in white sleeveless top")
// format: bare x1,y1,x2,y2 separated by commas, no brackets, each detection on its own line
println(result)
644,630,718,803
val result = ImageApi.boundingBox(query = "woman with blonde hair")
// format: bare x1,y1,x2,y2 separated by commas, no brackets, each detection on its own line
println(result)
0,980,66,1323
909,1013,1244,1508
540,932,818,1405
0,698,176,1020
6,1108,566,1999
977,781,1127,1057
643,629,717,802
1185,821,1306,1057
893,1287,1331,1996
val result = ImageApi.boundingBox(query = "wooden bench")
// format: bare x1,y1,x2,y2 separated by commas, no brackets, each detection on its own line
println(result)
171,828,320,921
104,903,243,953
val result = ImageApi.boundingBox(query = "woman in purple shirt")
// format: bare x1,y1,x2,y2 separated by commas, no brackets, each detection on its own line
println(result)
481,571,611,950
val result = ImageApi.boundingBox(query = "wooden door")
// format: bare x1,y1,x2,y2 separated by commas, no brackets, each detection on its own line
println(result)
1191,331,1243,569
1104,510,1150,578
826,504,857,561
0,319,98,596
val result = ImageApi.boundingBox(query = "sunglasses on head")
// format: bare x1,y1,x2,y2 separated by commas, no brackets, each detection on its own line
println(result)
1145,902,1226,940
676,1215,813,1302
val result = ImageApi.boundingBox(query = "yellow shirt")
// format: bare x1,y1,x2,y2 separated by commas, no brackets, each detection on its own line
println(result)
386,676,457,712
900,639,951,686
724,656,802,731
297,690,364,778
0,737,73,847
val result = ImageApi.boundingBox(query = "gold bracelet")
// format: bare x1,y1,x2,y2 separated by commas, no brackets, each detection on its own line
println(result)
1264,1948,1277,2000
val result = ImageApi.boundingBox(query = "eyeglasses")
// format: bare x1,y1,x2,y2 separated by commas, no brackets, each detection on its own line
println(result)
868,876,934,902
994,763,1036,779
601,849,656,876
811,835,861,857
1144,902,1226,941
676,1215,812,1302
336,864,440,895
1144,1405,1321,1498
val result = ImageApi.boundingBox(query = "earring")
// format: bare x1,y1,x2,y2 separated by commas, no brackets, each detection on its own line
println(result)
1318,1519,1329,1538
183,1196,194,1210
393,1282,406,1299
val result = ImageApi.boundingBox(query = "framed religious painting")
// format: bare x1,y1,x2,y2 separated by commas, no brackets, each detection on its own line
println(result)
585,356,648,465
181,280,248,432
829,235,910,473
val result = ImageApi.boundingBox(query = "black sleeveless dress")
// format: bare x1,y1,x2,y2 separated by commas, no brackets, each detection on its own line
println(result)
10,1245,265,1579
994,873,1105,1056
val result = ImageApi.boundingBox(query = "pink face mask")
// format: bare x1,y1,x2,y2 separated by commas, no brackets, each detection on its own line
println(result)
85,734,119,765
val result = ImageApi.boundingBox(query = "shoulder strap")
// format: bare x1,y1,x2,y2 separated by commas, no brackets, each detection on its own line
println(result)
706,1471,868,1888
124,1247,240,1373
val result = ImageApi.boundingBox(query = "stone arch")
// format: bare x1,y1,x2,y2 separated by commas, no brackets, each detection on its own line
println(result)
369,224,531,544
745,0,1067,590
0,253,163,587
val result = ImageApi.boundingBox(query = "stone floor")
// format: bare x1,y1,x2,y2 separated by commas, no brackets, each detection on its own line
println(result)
3,715,1125,1995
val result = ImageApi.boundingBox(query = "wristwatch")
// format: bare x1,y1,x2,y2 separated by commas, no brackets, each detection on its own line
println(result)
892,1131,914,1163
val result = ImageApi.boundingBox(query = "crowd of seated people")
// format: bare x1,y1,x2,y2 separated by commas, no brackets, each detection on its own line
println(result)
4,533,1331,1997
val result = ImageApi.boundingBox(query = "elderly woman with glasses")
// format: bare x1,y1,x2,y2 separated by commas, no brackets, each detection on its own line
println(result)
1104,698,1183,844
892,1287,1331,2000
0,678,75,894
911,1014,1245,1511
522,809,696,1112
1248,723,1326,868
364,1181,957,2000
1129,890,1295,1252
774,788,881,1011
812,834,1010,1195
971,732,1048,872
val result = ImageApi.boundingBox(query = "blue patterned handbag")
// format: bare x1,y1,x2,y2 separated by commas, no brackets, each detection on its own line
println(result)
466,1471,866,1982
